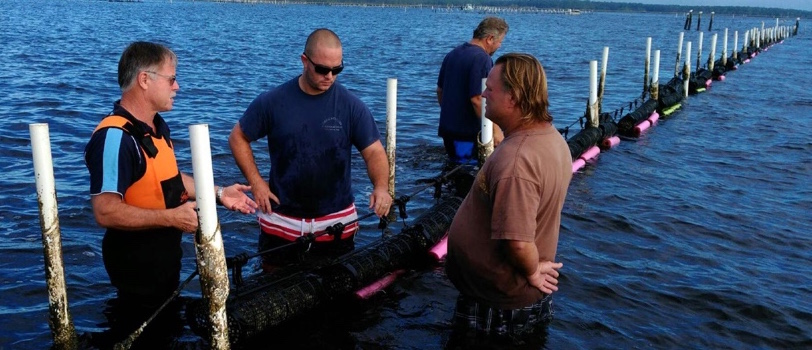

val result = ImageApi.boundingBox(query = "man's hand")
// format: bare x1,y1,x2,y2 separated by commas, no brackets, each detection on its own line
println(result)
250,180,279,215
221,184,259,214
527,261,563,294
171,201,199,233
369,187,393,218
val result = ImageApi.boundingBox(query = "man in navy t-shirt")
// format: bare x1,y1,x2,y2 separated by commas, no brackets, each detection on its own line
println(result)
229,28,391,270
437,17,509,164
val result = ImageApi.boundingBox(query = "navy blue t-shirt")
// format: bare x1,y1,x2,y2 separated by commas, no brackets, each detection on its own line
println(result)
437,42,493,141
239,77,381,218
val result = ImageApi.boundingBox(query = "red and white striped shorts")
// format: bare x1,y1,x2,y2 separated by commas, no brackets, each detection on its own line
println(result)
257,204,359,242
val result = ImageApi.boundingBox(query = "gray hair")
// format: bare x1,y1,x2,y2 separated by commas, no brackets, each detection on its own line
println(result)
118,41,177,91
472,17,509,40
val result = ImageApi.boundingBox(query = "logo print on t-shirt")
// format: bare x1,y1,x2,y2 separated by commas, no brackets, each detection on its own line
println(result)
322,117,343,132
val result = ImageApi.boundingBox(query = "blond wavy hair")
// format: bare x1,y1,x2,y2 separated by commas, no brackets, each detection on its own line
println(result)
494,53,552,123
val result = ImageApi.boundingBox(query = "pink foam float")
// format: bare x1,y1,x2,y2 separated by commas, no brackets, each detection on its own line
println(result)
580,145,600,160
634,111,660,136
354,269,407,299
428,234,448,262
572,158,586,173
601,136,620,150
572,145,600,173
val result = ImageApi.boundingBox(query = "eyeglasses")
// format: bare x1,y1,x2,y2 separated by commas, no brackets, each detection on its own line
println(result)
145,71,177,85
304,54,344,76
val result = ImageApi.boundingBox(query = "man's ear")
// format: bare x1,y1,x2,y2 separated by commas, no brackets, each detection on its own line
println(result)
137,71,150,89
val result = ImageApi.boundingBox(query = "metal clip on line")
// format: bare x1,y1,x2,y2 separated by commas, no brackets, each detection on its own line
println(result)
226,252,250,286
326,221,346,243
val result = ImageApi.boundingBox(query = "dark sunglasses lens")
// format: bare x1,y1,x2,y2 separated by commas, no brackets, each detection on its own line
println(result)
313,64,343,76
313,65,331,75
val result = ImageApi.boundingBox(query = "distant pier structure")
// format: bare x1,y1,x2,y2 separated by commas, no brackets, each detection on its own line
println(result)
205,0,593,14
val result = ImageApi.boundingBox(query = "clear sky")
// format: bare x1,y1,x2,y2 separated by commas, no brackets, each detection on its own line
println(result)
592,0,812,12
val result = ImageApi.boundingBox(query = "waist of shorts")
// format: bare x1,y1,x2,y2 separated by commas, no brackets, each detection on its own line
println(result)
258,203,358,242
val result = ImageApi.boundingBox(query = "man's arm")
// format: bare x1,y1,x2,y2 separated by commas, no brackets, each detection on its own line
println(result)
494,177,561,294
180,172,257,214
228,123,278,214
359,140,391,217
181,172,195,198
91,193,198,233
436,87,443,105
470,95,483,120
505,240,562,294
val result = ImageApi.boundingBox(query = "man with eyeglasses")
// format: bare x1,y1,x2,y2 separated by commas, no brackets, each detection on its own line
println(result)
437,17,509,165
229,29,391,271
84,41,257,348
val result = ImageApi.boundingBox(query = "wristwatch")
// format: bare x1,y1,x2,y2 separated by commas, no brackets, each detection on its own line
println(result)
216,185,224,204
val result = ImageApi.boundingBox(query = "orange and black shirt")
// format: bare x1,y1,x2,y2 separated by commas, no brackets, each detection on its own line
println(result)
85,101,187,209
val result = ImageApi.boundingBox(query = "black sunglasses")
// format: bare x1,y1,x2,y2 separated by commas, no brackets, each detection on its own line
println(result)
304,54,344,76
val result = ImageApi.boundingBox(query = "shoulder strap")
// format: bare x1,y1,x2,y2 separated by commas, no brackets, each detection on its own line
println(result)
96,115,159,158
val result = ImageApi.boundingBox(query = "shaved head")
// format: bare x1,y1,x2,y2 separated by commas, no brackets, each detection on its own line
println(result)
304,28,342,56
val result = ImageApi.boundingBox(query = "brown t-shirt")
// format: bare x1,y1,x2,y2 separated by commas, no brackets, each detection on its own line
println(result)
446,124,572,309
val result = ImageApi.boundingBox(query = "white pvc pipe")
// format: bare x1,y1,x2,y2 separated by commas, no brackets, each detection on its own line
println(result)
599,46,609,104
190,125,217,235
742,30,752,49
684,41,692,97
31,124,56,229
653,50,660,87
479,77,491,144
189,124,230,349
752,28,756,48
723,28,728,65
589,60,598,127
675,32,684,76
651,50,660,100
589,60,598,107
644,37,651,96
686,42,692,69
696,32,704,71
753,28,757,48
385,78,397,200
733,31,739,60
748,29,752,49
709,33,718,70
30,123,77,349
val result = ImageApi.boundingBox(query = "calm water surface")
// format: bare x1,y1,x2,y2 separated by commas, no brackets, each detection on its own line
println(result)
1,1,810,349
